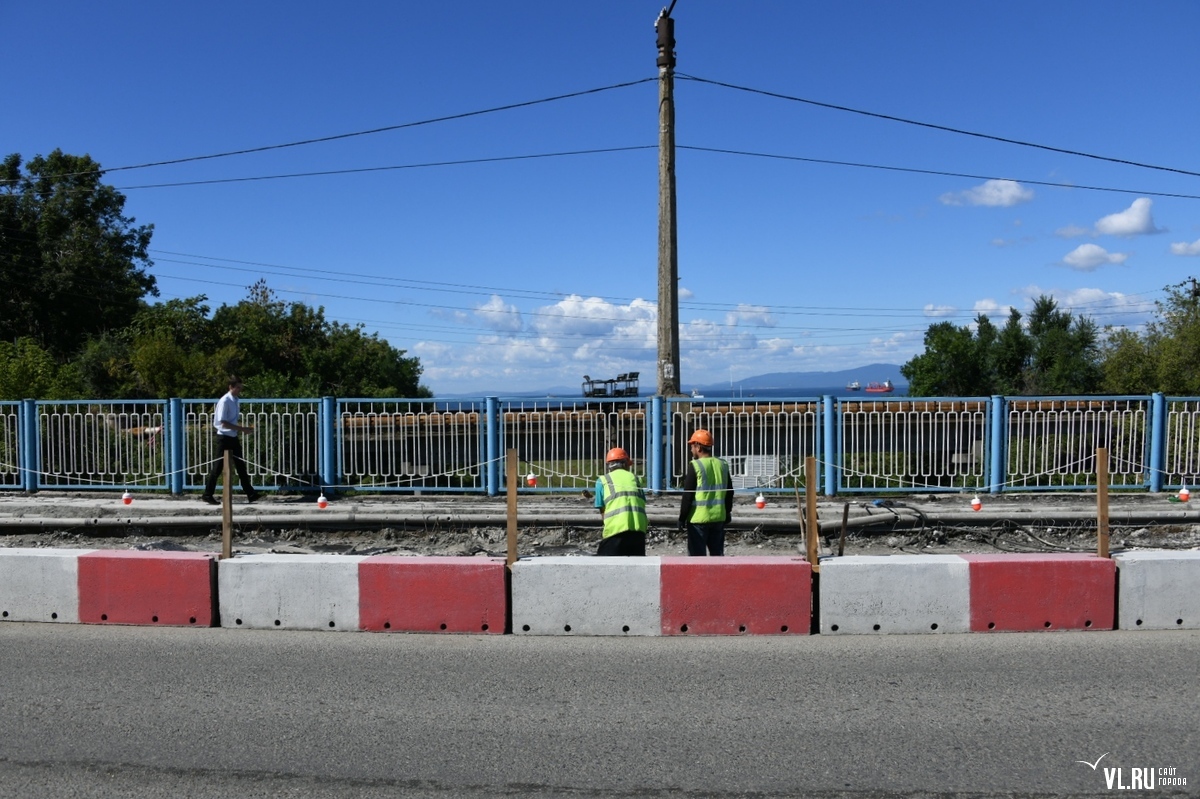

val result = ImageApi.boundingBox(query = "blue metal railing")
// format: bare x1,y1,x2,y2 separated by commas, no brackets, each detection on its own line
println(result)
3,393,1197,496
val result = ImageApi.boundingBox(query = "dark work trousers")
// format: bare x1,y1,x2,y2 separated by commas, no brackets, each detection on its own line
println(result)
687,522,725,556
204,434,255,497
597,530,647,556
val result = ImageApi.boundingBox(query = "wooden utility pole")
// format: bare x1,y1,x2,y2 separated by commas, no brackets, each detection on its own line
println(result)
656,1,680,396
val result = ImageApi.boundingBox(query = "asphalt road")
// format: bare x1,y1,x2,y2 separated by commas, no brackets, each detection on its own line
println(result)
1,624,1197,798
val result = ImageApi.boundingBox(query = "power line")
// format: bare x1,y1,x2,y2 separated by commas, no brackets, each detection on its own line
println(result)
0,78,657,186
679,73,1200,180
679,146,1200,202
116,147,657,190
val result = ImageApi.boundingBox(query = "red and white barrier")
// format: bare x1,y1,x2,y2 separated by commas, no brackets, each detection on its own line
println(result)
1114,550,1200,630
0,548,89,623
359,555,506,634
218,554,508,633
660,556,811,635
962,553,1114,632
511,556,813,636
0,548,217,626
79,550,217,626
821,553,1115,634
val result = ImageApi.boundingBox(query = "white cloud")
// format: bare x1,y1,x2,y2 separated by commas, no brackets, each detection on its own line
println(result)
725,304,775,327
1011,285,1155,330
1055,224,1089,239
473,295,523,332
939,179,1034,207
1062,243,1129,271
923,304,956,318
971,299,1016,319
1170,238,1200,256
1094,198,1163,237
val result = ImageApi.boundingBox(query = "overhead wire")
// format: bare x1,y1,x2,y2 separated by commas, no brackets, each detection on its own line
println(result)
677,73,1200,180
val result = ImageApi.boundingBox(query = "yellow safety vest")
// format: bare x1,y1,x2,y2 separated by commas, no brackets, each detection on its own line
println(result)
600,469,648,538
689,456,729,524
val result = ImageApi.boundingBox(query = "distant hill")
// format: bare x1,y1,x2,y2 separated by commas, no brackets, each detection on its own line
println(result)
692,363,907,394
438,363,906,398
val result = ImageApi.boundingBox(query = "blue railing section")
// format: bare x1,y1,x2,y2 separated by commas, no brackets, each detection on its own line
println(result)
2,393,1198,496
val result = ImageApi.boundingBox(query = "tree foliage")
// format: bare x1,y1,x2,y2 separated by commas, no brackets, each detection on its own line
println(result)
0,152,431,401
902,296,1103,396
0,150,156,359
1101,278,1200,395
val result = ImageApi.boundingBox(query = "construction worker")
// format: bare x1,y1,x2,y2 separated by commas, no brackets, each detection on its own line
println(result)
593,447,648,556
678,429,734,556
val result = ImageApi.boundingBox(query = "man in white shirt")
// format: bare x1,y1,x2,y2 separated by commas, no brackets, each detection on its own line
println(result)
201,378,261,504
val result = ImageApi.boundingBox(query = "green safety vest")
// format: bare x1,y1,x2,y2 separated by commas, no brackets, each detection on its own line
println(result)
600,469,648,538
689,456,730,524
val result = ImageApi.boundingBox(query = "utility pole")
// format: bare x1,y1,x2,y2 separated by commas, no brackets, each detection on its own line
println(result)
656,1,681,396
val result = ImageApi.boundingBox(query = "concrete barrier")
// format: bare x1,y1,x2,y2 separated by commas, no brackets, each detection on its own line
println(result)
219,554,365,631
359,556,507,634
660,556,811,635
78,550,217,626
511,556,661,636
0,547,90,623
1114,550,1200,630
962,553,1114,632
820,554,971,634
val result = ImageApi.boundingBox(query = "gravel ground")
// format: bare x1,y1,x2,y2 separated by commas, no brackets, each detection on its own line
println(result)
3,490,1199,558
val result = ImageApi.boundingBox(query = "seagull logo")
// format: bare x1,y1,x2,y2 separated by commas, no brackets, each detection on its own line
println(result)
1075,753,1109,770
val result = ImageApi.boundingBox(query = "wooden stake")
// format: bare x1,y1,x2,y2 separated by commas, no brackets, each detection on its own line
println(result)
839,501,849,557
805,456,819,568
221,450,233,560
1097,446,1110,558
506,448,518,567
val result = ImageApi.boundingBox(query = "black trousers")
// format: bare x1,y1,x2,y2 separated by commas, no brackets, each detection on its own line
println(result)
204,435,255,497
597,530,647,556
686,522,725,556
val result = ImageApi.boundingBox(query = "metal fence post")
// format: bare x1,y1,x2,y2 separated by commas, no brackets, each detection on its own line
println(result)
1149,392,1166,492
321,396,337,494
651,395,664,493
822,395,836,496
20,399,38,493
168,398,184,494
486,396,500,496
989,395,1005,494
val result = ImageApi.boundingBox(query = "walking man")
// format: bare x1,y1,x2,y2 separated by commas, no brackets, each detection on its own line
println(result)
202,377,261,505
594,447,648,556
678,429,733,555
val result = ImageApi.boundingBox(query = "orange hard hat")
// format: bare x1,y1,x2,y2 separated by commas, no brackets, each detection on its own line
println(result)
606,447,630,463
687,429,714,447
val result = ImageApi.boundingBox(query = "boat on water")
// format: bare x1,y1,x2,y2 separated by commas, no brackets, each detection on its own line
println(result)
846,381,861,391
864,380,894,394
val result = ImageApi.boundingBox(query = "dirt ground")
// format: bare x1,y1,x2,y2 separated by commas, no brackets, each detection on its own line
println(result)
2,491,1199,559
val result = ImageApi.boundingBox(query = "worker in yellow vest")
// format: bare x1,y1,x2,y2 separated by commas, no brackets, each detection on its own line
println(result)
678,429,734,556
593,447,648,556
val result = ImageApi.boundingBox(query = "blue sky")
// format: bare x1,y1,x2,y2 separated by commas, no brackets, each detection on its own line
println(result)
5,1,1200,395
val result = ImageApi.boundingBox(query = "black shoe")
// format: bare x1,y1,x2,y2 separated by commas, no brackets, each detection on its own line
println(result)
246,492,262,504
201,495,219,506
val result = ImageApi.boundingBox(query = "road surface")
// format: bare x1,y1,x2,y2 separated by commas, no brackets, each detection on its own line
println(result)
1,624,1196,797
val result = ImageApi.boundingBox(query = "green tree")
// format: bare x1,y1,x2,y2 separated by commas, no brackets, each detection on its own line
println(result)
902,296,1103,396
900,320,987,396
208,281,429,398
1102,278,1200,395
0,338,83,400
1101,328,1156,394
1024,296,1102,394
0,151,156,358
